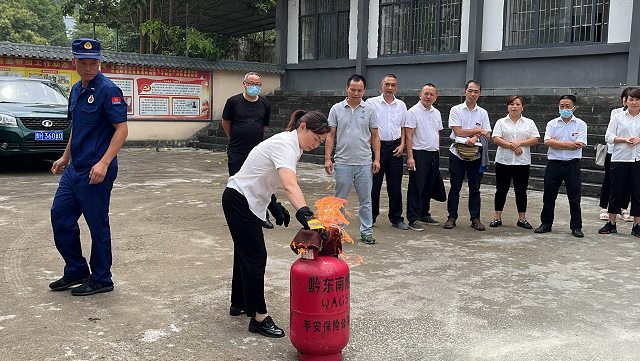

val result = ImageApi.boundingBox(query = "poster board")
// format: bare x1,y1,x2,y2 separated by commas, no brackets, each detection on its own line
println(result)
0,57,212,121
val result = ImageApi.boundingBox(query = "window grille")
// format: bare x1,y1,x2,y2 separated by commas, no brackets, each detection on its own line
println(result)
299,0,350,61
504,0,609,47
378,0,462,56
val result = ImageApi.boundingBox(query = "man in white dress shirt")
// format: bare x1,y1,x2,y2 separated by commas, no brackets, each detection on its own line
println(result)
405,83,443,231
366,74,410,230
443,80,491,231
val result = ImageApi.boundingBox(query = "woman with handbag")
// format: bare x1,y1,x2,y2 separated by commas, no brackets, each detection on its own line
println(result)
489,96,540,229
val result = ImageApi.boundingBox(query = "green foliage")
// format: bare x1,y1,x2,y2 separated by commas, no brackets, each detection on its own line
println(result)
0,0,67,46
141,19,222,60
71,22,139,53
250,0,277,15
140,19,164,47
61,0,121,25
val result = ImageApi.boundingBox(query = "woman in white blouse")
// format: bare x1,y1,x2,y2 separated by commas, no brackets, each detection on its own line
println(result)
222,110,330,338
490,96,540,229
599,87,640,237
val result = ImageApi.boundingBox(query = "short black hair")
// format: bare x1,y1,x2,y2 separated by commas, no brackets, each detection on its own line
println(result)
621,87,634,100
626,87,640,100
465,80,481,90
347,74,366,88
559,94,577,104
383,74,397,80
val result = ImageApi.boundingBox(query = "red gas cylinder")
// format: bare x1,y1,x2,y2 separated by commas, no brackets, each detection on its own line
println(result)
290,249,350,361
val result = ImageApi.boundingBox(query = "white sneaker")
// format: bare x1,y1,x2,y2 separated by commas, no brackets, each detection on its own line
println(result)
599,209,608,221
621,209,633,222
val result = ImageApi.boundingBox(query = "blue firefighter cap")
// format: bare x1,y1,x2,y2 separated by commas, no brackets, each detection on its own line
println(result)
72,38,102,60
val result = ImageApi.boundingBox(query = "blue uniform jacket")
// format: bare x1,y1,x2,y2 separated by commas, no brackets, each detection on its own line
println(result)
69,72,127,170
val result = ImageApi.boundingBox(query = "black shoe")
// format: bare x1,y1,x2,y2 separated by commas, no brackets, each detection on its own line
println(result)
534,224,552,233
248,316,285,338
262,217,274,229
230,305,246,316
418,216,440,226
391,221,410,230
598,221,617,234
408,220,424,231
571,228,584,238
517,220,533,229
470,218,486,231
71,279,114,296
489,219,502,227
632,224,640,238
48,276,89,291
443,218,456,229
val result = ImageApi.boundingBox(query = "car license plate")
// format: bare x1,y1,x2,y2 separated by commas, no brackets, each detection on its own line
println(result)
35,131,64,141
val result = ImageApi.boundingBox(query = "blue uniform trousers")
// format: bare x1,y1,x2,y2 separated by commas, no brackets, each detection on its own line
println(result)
51,165,117,286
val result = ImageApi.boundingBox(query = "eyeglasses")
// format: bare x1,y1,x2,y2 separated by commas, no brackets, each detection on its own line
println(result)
244,82,262,87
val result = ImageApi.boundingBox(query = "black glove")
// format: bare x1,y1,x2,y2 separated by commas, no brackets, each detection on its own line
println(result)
268,200,290,227
295,206,315,230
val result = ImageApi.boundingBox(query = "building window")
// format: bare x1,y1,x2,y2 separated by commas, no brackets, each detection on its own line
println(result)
299,0,350,61
504,0,609,47
378,0,462,56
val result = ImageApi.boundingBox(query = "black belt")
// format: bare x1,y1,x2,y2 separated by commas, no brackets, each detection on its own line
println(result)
381,138,401,146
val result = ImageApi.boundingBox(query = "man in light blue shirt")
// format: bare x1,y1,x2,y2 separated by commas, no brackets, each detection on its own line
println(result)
535,95,588,238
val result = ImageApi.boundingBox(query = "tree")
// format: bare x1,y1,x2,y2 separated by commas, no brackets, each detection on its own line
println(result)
0,0,67,46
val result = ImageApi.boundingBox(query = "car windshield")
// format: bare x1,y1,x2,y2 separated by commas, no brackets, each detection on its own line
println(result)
0,80,67,105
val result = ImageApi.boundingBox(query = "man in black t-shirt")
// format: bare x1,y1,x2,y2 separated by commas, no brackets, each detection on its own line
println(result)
222,72,271,175
222,72,274,228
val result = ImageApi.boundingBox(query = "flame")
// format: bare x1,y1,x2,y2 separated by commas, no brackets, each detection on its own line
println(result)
338,248,364,266
314,196,353,244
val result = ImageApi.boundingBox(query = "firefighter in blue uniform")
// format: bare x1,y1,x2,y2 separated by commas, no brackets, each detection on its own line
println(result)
48,38,128,296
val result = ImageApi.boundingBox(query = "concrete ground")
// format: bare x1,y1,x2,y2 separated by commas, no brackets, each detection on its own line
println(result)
1,147,639,361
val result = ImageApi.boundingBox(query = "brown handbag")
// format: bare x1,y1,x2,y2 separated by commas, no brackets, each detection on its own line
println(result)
455,143,480,161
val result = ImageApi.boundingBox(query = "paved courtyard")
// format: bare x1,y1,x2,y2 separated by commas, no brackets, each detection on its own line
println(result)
1,147,639,360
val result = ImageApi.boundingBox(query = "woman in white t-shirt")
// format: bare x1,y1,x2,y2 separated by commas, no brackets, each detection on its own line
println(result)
222,110,330,338
490,96,540,229
599,87,640,237
598,87,633,221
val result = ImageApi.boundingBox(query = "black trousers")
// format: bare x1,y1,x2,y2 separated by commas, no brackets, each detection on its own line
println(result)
600,153,630,210
540,159,582,229
447,152,483,220
494,162,530,213
222,187,267,317
227,151,249,177
609,162,640,216
407,150,439,222
372,139,404,224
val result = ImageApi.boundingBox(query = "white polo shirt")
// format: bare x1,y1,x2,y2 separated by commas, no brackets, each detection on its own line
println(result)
227,130,301,220
405,102,442,151
605,109,640,162
492,115,540,165
448,102,491,159
544,116,588,161
365,95,407,141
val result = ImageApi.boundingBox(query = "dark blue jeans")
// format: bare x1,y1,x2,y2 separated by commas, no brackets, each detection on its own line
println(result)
447,152,483,220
